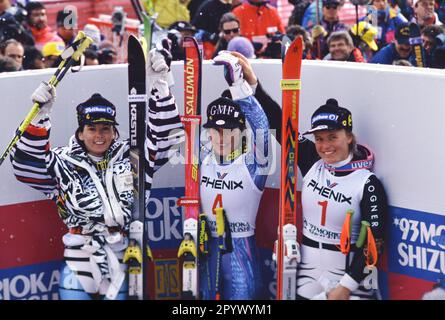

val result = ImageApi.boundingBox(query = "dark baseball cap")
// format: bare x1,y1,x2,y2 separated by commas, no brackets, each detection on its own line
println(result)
203,97,246,130
395,23,410,45
168,21,196,33
76,93,118,126
303,98,352,135
323,0,341,6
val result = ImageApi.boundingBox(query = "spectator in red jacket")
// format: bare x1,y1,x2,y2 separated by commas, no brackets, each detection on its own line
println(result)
25,1,63,51
232,0,284,51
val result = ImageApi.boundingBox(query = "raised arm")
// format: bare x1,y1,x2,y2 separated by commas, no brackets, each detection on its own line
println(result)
145,39,184,175
231,51,320,177
213,51,270,190
10,82,59,199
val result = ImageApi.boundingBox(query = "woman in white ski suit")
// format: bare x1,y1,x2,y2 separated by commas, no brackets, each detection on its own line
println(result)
10,43,183,300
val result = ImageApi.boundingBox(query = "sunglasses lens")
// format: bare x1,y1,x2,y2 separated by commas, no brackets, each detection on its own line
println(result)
223,28,239,35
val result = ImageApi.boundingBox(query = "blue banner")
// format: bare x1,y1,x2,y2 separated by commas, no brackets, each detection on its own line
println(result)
147,187,184,249
0,261,61,300
388,206,445,282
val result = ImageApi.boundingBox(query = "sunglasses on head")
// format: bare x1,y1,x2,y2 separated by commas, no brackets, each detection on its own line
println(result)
325,4,339,9
223,27,240,35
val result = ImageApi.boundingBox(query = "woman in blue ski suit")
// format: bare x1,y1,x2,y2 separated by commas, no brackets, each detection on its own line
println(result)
197,51,270,300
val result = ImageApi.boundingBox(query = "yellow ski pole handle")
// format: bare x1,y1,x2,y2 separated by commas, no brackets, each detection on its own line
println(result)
214,207,225,250
0,32,93,167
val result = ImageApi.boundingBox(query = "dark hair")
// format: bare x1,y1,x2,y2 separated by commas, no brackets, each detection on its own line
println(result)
26,1,45,14
22,45,43,70
75,124,120,152
219,12,240,31
56,8,77,28
84,48,98,60
421,25,445,44
286,24,313,49
26,1,45,25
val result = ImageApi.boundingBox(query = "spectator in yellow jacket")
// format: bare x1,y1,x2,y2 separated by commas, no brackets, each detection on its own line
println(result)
153,0,191,28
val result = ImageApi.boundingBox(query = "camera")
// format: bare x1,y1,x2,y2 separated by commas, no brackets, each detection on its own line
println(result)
263,32,284,58
111,6,126,36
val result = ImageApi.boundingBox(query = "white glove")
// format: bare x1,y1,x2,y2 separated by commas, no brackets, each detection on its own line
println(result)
30,81,56,126
213,51,253,100
147,38,174,99
422,286,445,300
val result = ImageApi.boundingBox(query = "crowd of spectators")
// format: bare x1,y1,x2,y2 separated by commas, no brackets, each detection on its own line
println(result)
165,0,445,68
0,0,112,72
1,0,445,73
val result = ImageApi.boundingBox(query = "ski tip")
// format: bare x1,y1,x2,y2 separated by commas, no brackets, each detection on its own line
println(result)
281,35,292,61
282,36,303,61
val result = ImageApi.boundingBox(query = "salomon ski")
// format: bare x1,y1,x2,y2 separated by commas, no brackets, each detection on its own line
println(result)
177,36,202,300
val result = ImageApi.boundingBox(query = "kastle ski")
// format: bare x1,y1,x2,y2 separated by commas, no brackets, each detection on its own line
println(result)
275,36,303,300
123,35,150,300
177,36,202,299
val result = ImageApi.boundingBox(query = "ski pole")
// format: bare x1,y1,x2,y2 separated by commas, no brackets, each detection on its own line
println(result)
0,31,93,167
214,207,225,300
130,0,144,22
339,209,354,254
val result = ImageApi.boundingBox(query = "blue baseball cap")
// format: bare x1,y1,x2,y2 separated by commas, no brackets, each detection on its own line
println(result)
304,98,352,135
76,93,118,126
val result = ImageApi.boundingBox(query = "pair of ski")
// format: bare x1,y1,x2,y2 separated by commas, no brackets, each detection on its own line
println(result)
176,36,304,300
125,35,204,300
275,36,303,300
127,33,303,300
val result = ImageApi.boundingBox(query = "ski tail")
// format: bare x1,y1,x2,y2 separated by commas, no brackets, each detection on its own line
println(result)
276,36,303,300
124,35,148,300
178,36,202,300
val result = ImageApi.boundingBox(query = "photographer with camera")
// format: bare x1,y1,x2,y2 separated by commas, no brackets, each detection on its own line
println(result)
97,40,117,65
428,31,445,68
261,31,284,59
420,25,445,67
167,20,197,61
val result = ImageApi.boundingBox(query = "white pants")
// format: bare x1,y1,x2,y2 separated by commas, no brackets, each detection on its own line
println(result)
296,243,378,300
